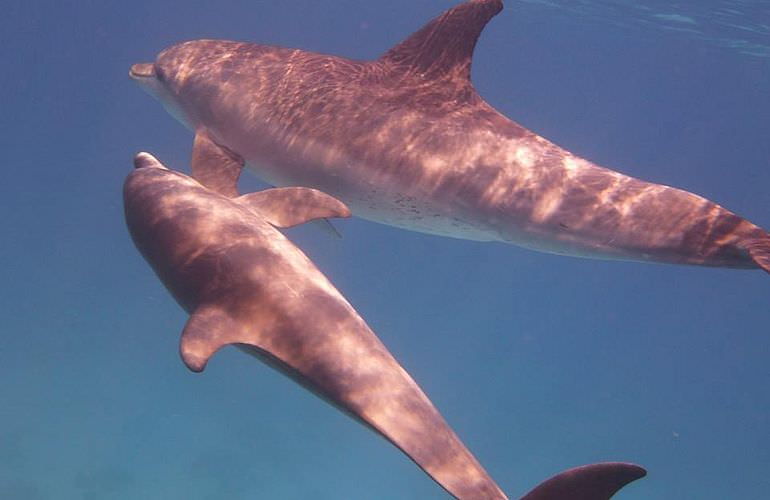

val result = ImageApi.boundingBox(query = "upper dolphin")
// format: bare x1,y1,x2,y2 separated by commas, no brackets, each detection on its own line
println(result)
123,150,646,499
129,0,770,274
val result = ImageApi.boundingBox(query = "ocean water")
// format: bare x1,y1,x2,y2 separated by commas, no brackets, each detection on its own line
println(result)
2,1,769,499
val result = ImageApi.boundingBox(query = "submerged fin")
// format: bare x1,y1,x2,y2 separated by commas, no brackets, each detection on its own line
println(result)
520,462,647,500
311,218,343,238
236,187,351,228
379,0,502,81
191,129,244,198
746,236,770,275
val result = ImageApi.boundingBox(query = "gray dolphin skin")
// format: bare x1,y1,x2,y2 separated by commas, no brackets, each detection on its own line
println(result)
518,463,645,500
123,151,646,499
130,0,770,274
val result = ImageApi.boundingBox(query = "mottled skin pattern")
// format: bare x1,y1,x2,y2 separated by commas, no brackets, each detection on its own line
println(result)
130,0,770,273
124,153,646,499
123,153,505,499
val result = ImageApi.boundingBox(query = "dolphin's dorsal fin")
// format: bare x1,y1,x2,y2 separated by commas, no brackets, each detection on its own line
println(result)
520,462,647,500
236,187,351,228
378,0,503,82
192,129,244,198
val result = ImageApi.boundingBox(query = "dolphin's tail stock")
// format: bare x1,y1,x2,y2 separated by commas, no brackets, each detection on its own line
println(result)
746,235,770,275
519,462,647,500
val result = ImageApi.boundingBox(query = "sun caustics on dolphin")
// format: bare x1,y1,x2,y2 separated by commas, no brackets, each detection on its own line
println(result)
123,150,646,499
129,0,770,274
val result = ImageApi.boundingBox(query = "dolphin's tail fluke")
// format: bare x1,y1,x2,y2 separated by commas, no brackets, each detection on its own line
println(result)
746,236,770,275
519,462,647,500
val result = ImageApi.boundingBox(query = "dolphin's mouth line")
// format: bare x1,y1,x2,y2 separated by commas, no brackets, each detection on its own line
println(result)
129,63,155,79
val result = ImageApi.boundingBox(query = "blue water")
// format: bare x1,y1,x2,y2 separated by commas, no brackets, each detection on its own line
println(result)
2,1,768,498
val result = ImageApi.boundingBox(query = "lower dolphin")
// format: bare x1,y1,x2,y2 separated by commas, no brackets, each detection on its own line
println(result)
123,151,646,499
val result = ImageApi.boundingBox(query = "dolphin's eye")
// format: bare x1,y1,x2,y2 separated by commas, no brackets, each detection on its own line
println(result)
155,66,166,83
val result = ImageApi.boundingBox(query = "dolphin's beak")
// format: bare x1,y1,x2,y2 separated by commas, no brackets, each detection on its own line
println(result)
129,62,168,105
129,63,155,81
133,152,167,170
129,60,193,130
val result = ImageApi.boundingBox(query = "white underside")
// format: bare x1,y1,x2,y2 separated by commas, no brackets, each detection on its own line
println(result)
244,162,498,242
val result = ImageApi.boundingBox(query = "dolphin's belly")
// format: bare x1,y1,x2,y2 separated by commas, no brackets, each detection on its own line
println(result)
244,160,497,241
346,188,497,241
229,124,758,269
238,140,640,254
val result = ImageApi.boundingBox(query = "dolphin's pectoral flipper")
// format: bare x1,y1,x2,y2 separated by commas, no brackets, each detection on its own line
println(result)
192,129,244,198
746,237,770,275
520,462,647,500
379,0,502,82
179,304,246,372
236,187,352,228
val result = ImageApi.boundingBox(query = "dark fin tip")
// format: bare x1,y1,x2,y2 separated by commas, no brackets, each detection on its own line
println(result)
747,237,770,275
521,462,647,500
180,343,210,373
184,356,207,373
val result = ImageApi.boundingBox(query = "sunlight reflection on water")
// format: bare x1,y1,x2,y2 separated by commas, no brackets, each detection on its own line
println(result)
519,0,770,57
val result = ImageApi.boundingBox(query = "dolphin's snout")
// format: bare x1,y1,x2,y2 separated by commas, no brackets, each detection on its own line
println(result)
133,152,166,170
129,63,155,80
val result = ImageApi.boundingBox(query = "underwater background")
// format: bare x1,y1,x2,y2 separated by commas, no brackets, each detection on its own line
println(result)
2,1,769,498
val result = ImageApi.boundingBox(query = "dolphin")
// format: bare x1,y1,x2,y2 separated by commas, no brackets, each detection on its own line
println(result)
123,151,646,499
130,0,769,274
